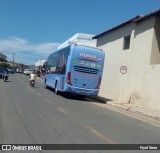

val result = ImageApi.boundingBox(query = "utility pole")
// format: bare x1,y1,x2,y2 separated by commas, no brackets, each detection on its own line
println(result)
10,52,16,67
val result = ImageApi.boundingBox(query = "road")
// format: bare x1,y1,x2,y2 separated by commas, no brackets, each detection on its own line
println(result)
0,73,160,153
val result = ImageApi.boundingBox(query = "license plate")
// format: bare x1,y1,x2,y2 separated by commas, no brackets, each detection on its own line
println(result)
80,90,86,93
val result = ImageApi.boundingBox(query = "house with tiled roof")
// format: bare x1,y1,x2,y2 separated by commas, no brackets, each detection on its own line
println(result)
93,9,160,111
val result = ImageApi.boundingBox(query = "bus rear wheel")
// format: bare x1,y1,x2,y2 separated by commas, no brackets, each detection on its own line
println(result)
77,95,85,99
45,79,48,89
55,82,58,95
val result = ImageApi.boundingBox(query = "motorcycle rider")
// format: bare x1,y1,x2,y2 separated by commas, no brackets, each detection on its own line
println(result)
29,70,36,85
2,69,9,80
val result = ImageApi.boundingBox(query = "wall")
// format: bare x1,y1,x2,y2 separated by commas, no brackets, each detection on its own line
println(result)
150,16,160,65
97,23,135,101
97,16,159,110
129,17,160,110
134,65,160,110
129,17,155,105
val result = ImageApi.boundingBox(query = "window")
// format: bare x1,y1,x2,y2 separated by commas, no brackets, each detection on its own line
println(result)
46,47,70,74
123,35,131,50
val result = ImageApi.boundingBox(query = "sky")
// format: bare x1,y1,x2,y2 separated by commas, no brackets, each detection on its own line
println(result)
0,0,159,65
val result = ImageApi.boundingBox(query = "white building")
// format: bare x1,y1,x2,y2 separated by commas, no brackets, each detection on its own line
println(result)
58,33,97,49
35,59,46,76
35,60,46,68
93,9,160,111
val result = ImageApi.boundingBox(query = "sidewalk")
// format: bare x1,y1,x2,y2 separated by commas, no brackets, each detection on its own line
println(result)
87,96,160,121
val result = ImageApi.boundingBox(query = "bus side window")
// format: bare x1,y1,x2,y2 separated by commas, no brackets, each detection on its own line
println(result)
48,53,58,74
47,49,69,75
55,51,63,74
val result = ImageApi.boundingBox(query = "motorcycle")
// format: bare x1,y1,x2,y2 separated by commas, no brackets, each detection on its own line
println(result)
30,80,35,87
3,74,9,82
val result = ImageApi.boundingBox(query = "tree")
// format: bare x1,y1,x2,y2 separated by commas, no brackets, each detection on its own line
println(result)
0,57,7,62
0,62,10,68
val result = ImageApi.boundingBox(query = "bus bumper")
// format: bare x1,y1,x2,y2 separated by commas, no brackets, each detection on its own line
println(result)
65,86,99,96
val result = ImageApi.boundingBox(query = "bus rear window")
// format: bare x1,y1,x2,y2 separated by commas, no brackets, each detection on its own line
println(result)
73,59,101,69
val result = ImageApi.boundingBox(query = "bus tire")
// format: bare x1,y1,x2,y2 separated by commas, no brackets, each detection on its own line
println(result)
55,81,58,95
45,79,48,89
77,95,85,99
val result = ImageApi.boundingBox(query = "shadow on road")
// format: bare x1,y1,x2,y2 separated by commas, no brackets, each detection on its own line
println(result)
61,93,112,104
33,86,39,88
4,80,12,82
87,96,112,104
45,86,112,104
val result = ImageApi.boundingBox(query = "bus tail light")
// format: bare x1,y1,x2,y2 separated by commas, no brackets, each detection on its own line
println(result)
66,72,72,86
95,77,102,89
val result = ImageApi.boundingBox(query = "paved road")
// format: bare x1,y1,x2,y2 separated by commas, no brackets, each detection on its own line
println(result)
0,73,160,153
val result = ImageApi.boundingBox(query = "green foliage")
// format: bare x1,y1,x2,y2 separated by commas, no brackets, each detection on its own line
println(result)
0,62,11,68
0,57,7,62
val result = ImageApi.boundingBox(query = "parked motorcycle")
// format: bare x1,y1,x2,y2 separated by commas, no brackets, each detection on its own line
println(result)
30,80,35,87
3,74,9,82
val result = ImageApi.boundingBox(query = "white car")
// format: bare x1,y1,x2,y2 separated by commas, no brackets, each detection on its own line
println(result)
16,68,22,73
24,69,33,75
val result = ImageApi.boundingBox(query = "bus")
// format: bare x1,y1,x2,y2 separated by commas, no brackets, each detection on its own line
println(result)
44,44,105,96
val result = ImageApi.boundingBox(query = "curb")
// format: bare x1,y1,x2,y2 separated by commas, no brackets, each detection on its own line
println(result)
87,96,160,121
128,107,160,121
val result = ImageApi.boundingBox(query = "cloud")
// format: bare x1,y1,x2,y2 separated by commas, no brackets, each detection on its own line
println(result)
33,43,60,54
0,37,60,54
0,37,61,65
